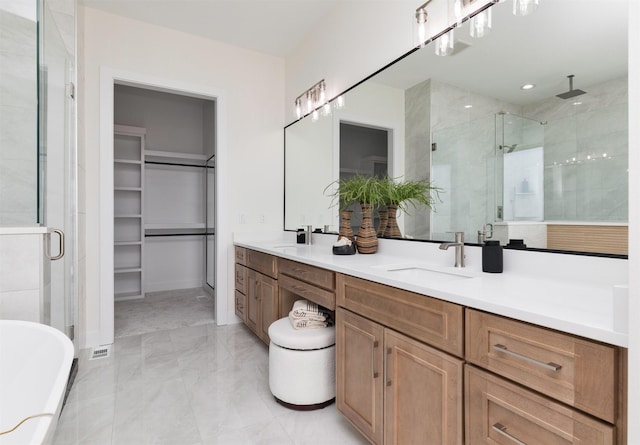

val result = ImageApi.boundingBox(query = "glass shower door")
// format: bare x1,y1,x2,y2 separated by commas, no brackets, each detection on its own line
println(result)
40,0,77,343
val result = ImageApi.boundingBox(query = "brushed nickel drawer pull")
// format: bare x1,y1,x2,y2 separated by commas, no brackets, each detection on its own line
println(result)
492,423,527,445
372,340,379,379
492,344,562,372
292,267,308,274
292,285,307,293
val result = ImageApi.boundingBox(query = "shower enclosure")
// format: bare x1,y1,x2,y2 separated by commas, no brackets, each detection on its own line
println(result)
0,0,77,344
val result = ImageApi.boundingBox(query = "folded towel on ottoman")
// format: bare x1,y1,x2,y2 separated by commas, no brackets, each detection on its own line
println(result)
288,300,332,329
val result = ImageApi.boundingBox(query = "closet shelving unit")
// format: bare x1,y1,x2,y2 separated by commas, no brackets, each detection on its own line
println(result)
113,124,146,300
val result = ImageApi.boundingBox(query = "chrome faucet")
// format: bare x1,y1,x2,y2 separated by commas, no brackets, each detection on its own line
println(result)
439,231,465,268
477,223,493,244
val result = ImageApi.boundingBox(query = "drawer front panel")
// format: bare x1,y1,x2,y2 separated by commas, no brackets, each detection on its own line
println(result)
466,309,616,422
466,366,615,445
234,290,246,320
246,249,277,278
279,274,335,311
336,274,464,357
279,258,335,291
235,264,247,294
235,246,246,265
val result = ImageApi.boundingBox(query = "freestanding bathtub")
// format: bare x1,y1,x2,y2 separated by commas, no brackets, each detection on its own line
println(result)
0,320,74,445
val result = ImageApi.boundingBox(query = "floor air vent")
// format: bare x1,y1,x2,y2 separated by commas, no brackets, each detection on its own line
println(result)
90,345,111,360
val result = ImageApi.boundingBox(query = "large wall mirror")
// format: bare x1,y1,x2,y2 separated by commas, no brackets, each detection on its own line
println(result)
284,0,628,256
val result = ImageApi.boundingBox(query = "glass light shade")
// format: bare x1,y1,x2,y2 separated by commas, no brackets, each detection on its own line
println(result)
435,29,455,56
322,102,331,117
415,8,428,47
453,0,464,24
295,98,302,119
311,109,319,122
334,95,345,109
513,0,539,16
470,9,492,38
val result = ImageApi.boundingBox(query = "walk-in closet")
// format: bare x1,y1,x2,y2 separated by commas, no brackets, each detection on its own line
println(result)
113,85,216,336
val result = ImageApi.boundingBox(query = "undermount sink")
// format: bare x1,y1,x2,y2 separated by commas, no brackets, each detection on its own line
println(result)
380,264,475,282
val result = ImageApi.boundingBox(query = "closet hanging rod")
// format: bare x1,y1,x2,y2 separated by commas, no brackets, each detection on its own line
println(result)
144,160,214,169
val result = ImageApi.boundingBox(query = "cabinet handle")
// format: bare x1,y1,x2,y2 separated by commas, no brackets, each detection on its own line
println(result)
492,423,527,445
292,285,307,293
385,347,392,387
492,344,562,372
371,340,379,379
292,267,308,274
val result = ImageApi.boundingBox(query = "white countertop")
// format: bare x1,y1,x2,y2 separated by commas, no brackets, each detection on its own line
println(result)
234,232,629,347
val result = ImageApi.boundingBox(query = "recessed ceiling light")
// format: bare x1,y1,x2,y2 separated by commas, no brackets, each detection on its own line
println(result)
464,104,473,109
520,83,535,90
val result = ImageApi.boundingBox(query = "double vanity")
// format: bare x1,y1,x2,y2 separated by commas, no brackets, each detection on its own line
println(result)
234,234,628,444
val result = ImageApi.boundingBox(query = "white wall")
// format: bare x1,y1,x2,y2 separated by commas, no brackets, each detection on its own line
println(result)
78,6,284,347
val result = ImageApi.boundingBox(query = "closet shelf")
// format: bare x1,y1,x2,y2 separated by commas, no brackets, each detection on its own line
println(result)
115,159,142,165
145,228,215,237
114,267,142,274
114,214,142,218
115,187,142,192
115,241,142,246
145,150,209,163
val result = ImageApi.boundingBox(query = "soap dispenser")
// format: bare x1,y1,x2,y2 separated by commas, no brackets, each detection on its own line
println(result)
482,240,503,273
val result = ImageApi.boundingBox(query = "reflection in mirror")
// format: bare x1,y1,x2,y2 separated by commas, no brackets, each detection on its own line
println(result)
284,0,628,255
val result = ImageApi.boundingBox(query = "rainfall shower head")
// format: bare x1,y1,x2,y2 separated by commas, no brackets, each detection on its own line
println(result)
556,74,586,99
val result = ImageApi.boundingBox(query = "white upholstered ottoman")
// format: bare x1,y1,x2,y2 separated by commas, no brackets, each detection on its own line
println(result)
268,317,336,410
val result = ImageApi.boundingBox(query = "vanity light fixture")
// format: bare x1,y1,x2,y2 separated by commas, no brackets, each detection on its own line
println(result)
294,79,328,120
414,0,433,47
513,0,539,16
470,7,491,38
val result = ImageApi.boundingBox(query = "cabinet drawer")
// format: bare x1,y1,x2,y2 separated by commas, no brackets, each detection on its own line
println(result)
235,264,247,294
235,246,246,265
466,365,615,445
279,274,335,311
246,249,277,278
234,290,246,320
336,274,464,357
278,258,335,291
466,309,617,422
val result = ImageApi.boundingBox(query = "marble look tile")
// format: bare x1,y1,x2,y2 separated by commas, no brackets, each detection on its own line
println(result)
54,290,370,445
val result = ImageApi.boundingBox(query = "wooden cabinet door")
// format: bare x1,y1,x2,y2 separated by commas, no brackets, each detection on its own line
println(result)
336,308,384,445
259,274,278,344
234,290,246,321
384,329,463,445
246,269,260,335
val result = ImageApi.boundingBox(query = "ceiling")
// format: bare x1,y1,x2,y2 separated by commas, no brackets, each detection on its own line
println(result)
79,0,341,57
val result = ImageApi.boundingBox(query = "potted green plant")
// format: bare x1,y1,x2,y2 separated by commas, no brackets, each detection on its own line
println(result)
325,175,386,253
380,176,440,238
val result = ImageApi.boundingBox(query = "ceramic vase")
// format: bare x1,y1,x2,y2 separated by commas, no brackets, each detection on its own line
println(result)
338,210,355,242
385,204,402,238
356,204,378,254
377,209,388,237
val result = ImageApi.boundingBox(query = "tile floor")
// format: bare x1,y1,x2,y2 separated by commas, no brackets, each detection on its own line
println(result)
53,289,368,445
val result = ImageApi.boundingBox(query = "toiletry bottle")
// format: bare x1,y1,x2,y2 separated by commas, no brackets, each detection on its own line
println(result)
482,240,503,273
296,228,306,244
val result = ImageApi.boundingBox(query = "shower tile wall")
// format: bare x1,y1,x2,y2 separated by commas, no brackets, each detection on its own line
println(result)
404,79,519,241
524,76,628,222
0,4,38,225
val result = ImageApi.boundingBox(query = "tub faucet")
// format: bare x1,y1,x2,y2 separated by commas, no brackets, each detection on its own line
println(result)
439,231,465,268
